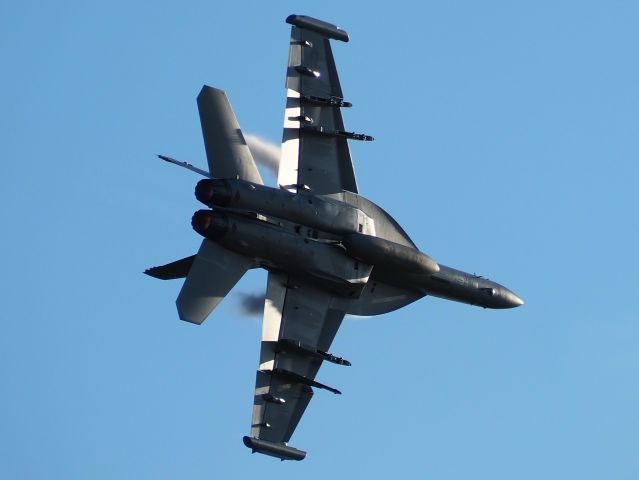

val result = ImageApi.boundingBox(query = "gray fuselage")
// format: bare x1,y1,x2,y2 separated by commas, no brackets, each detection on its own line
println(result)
192,178,523,311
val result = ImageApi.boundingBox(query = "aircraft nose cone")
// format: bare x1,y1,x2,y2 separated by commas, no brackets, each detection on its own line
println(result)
503,289,524,308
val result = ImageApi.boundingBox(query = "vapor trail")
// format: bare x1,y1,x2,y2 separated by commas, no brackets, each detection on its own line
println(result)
245,134,280,176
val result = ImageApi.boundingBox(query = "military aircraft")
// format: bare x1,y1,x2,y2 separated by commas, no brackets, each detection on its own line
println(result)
146,14,523,461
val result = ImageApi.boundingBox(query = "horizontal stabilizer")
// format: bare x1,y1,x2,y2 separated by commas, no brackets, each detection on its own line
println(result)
144,255,196,280
176,239,253,324
243,436,306,461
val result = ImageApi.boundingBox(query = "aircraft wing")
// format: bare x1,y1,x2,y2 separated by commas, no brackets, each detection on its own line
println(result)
244,271,349,460
278,15,371,195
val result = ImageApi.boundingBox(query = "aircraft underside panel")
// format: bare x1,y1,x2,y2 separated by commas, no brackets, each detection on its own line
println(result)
279,25,358,195
345,276,424,316
326,191,418,248
249,272,346,453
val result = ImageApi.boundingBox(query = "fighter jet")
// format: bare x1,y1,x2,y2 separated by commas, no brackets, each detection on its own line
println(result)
146,14,523,461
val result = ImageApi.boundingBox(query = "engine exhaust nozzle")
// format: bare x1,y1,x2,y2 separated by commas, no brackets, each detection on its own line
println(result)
195,179,232,207
191,209,229,240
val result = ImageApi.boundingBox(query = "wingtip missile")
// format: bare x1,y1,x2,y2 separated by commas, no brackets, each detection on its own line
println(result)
157,154,211,178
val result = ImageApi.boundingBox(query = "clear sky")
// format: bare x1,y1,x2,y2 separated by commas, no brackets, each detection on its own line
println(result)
2,1,637,478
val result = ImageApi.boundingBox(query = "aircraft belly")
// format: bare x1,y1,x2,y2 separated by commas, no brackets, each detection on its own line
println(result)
344,277,423,316
199,211,373,296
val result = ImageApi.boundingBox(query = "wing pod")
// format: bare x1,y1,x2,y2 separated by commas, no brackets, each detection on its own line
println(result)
276,339,351,366
270,368,342,395
286,14,349,42
243,436,306,461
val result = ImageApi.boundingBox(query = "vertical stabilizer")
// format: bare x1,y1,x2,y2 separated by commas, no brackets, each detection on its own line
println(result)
197,86,264,184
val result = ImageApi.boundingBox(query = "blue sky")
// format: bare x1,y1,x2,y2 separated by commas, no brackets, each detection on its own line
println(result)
2,1,637,478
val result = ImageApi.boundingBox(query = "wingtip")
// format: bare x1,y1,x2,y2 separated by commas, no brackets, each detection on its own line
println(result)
242,436,307,461
197,84,225,99
285,14,349,42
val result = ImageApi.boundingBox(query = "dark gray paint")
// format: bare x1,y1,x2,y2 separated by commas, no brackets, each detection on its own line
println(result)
196,87,263,185
286,14,349,42
147,13,523,461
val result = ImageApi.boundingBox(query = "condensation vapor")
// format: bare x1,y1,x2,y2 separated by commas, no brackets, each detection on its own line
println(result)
235,134,277,318
238,292,265,317
245,134,280,177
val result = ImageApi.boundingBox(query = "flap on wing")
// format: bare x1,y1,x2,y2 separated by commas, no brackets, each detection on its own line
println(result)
176,239,252,324
197,86,263,185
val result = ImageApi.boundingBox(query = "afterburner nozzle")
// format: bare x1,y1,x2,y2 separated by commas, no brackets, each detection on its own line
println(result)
195,179,232,207
191,210,229,240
